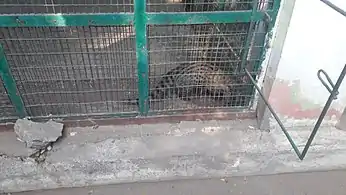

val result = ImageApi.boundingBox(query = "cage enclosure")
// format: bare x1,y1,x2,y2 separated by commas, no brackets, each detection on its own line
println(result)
0,0,280,124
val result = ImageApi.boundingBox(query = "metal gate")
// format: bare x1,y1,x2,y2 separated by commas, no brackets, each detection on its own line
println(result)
0,0,281,122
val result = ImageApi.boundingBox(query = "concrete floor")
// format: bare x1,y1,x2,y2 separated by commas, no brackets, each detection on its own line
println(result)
13,169,346,195
2,119,346,193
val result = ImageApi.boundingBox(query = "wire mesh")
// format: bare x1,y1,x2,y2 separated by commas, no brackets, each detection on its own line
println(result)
147,0,274,12
0,79,18,120
0,0,134,14
0,25,138,118
147,22,266,113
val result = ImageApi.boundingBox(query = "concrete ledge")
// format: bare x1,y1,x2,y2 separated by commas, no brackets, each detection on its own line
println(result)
1,119,346,193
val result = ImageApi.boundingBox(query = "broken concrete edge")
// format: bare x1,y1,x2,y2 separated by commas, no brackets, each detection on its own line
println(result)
11,118,64,162
14,118,64,148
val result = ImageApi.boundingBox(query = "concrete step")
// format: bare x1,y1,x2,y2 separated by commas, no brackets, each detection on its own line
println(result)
13,170,346,195
1,119,346,193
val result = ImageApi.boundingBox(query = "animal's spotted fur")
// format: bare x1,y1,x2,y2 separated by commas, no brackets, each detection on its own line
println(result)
151,62,233,100
127,62,246,106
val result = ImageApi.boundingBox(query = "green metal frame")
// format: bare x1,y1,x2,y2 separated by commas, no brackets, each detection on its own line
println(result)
0,14,133,27
0,1,282,118
0,11,270,27
254,0,282,72
135,0,150,115
0,44,26,118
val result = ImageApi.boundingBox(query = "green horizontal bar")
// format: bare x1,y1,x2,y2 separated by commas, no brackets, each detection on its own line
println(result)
0,13,133,27
0,11,270,27
147,11,270,24
27,112,139,120
0,112,139,124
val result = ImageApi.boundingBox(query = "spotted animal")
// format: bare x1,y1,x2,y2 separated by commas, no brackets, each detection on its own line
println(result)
126,62,247,106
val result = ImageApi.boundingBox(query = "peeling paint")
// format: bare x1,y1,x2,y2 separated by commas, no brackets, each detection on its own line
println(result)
269,78,341,119
289,80,320,110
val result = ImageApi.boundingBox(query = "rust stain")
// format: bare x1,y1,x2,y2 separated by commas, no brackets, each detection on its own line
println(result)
269,79,341,119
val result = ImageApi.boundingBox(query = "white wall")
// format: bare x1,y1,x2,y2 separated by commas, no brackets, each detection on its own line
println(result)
266,0,346,127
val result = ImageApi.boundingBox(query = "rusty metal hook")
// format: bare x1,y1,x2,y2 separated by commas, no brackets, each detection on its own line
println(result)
317,69,339,99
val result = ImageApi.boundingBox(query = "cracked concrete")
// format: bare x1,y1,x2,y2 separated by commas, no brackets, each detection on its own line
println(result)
1,119,346,193
14,119,63,150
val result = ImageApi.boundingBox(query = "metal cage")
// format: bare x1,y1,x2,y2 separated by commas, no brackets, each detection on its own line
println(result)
0,0,281,123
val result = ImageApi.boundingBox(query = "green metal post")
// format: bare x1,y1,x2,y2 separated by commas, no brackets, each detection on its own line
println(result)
217,0,226,10
239,0,259,72
134,0,149,115
0,44,26,118
252,0,282,72
270,0,282,28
